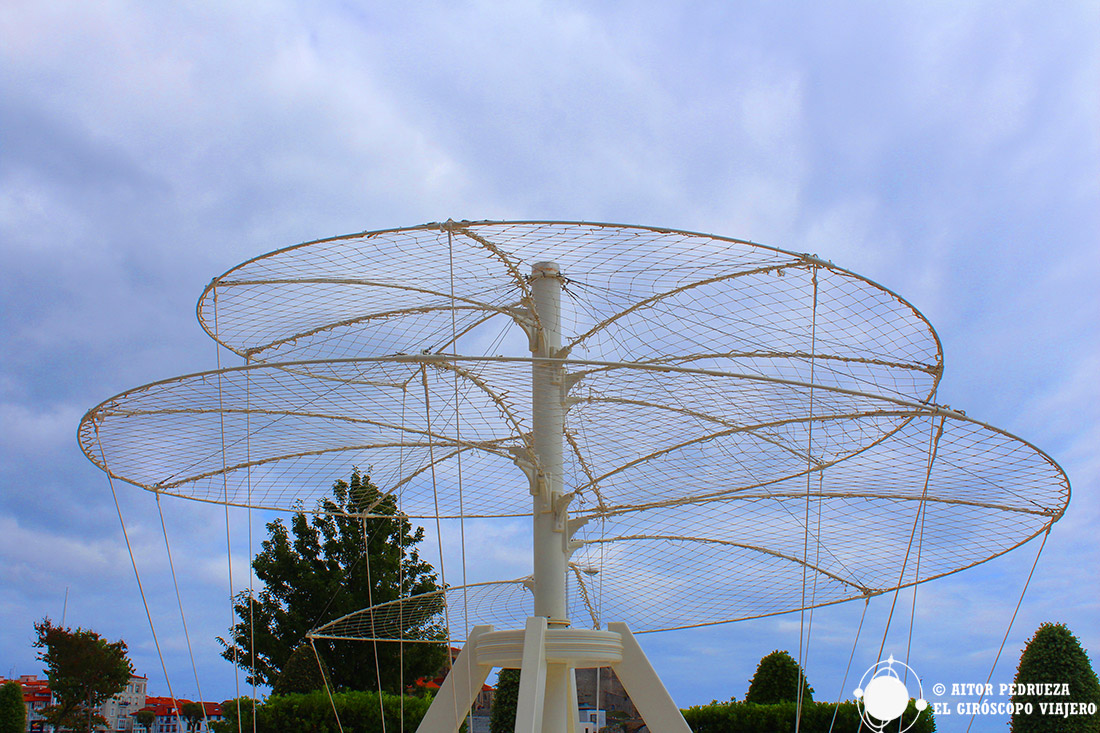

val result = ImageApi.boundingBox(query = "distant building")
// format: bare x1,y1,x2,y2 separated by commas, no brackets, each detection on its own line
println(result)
575,667,638,729
414,674,494,714
0,673,220,733
101,675,148,731
577,707,606,733
138,697,222,733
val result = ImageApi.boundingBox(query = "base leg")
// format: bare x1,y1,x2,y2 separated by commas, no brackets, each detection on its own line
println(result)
607,622,691,733
568,666,579,733
416,625,495,733
514,617,549,733
542,663,576,733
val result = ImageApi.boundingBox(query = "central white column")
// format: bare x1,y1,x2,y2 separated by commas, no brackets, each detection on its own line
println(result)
417,256,691,733
529,261,573,733
530,261,568,622
418,258,691,733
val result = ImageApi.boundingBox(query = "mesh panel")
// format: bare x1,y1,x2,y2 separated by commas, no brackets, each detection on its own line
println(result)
79,220,1067,637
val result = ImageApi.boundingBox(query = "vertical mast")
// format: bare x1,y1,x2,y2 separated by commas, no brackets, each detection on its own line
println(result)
424,256,690,733
529,261,568,623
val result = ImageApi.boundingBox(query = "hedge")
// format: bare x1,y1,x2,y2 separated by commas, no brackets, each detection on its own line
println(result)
682,698,935,732
212,690,436,733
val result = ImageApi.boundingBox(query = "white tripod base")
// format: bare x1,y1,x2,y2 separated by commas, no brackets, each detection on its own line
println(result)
416,618,691,733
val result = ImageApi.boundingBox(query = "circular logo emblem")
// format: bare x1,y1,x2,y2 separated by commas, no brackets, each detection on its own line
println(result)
854,655,928,732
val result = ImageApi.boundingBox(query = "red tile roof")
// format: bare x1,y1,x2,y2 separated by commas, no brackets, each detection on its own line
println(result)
0,675,51,704
413,676,492,692
137,697,222,719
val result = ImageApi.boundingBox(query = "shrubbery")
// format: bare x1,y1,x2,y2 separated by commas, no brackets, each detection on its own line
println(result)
682,698,935,733
683,648,933,732
489,668,520,733
0,681,26,733
212,689,435,733
271,643,331,695
1011,622,1100,732
744,650,813,704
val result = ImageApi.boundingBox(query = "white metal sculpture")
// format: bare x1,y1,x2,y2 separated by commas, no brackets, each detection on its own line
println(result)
80,221,1069,733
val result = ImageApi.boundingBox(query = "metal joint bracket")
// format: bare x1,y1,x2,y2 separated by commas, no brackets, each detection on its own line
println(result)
566,516,589,536
530,329,547,354
508,305,535,325
508,447,546,497
562,516,589,557
561,371,583,405
507,305,543,352
508,447,537,478
552,492,576,531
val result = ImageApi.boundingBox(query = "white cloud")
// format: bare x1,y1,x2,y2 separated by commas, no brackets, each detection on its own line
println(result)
0,402,83,453
0,514,147,596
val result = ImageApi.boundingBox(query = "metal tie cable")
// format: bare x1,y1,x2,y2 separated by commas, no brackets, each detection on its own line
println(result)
419,364,456,723
93,424,185,733
363,514,387,733
154,493,207,727
827,598,871,733
244,356,257,733
965,528,1051,733
212,288,244,732
796,265,819,733
311,638,345,733
876,414,945,663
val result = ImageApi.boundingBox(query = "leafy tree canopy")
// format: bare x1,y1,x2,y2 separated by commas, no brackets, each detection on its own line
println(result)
272,643,331,696
489,669,521,733
0,680,26,733
218,470,447,692
180,702,205,733
745,650,814,705
1011,622,1100,732
33,618,134,733
135,709,156,733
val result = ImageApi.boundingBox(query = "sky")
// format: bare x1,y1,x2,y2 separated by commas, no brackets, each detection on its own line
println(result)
1,1,1098,730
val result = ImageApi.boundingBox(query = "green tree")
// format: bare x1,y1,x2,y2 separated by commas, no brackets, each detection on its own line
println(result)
1011,622,1100,732
180,702,205,733
744,650,814,705
33,618,134,733
0,680,26,733
489,669,520,733
218,470,447,692
216,699,256,733
135,708,156,733
272,643,331,695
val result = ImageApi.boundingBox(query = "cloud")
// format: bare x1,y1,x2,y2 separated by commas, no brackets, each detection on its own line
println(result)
0,514,145,600
0,402,82,454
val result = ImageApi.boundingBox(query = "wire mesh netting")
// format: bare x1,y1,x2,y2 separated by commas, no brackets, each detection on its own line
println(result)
79,221,1068,640
196,221,943,400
